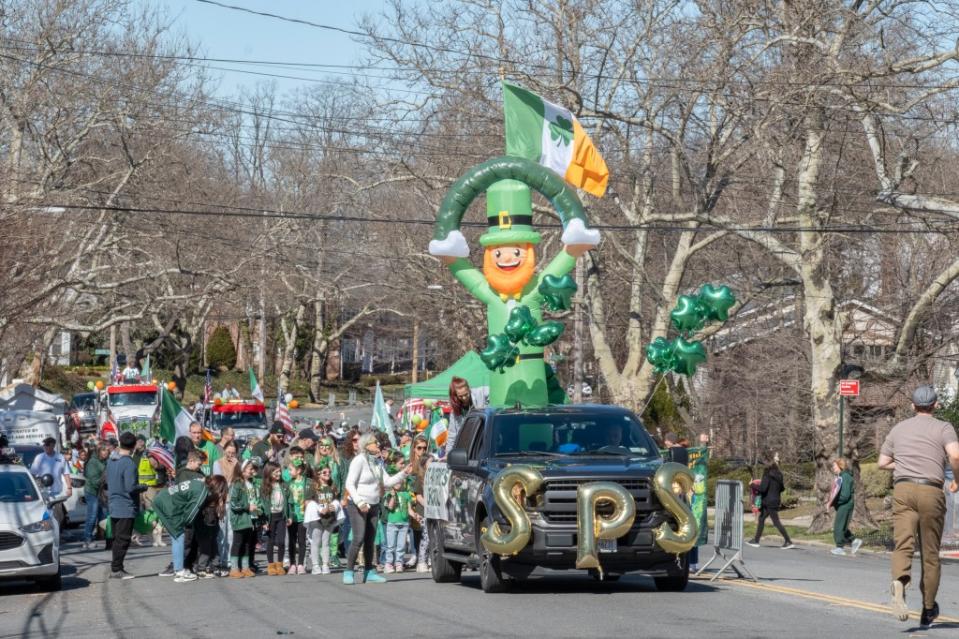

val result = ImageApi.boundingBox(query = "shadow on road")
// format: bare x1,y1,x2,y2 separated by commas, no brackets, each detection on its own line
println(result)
454,574,720,595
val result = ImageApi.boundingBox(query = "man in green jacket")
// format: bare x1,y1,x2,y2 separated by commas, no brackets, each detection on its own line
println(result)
830,458,861,556
153,476,209,583
82,444,110,549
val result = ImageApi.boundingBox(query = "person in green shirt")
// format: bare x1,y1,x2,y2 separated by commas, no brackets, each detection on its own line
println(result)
82,444,110,549
285,459,312,574
381,476,414,574
228,459,260,578
830,458,862,556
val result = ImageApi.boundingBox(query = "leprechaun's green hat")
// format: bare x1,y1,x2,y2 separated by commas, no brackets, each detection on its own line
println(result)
479,179,542,247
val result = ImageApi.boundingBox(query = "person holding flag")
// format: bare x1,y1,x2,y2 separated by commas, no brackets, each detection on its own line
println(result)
371,381,397,448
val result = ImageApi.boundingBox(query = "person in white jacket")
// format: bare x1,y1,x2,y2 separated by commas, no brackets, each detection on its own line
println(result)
342,432,411,585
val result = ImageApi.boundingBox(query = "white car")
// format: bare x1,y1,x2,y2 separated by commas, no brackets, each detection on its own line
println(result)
0,460,62,591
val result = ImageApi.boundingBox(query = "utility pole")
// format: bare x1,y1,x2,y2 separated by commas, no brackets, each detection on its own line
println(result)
572,257,584,403
108,324,117,375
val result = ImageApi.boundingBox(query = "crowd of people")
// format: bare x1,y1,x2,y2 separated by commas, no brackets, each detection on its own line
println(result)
69,406,440,585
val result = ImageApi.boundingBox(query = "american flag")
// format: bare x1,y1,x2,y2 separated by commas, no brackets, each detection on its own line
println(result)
203,369,213,405
146,443,175,477
275,389,294,437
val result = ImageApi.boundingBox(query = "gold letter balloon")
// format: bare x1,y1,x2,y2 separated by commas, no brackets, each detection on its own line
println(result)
575,482,636,571
651,462,699,555
481,465,544,556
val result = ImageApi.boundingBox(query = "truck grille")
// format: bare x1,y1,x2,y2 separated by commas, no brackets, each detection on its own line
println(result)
540,478,656,524
0,531,24,551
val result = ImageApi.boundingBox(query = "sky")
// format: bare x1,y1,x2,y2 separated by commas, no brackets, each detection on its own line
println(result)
157,0,390,98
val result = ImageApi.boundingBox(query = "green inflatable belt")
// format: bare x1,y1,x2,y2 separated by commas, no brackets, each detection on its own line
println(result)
431,156,589,248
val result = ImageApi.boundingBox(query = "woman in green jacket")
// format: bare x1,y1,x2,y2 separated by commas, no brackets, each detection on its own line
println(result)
830,458,862,555
260,461,289,575
229,459,261,577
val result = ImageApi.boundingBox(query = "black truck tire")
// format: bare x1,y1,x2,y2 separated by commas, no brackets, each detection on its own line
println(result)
653,559,689,592
429,521,462,583
477,517,508,593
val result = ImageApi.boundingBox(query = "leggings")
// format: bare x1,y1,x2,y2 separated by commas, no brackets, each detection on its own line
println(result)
754,507,792,545
230,527,255,569
308,519,337,568
288,520,306,566
267,512,286,563
346,503,380,571
194,520,219,571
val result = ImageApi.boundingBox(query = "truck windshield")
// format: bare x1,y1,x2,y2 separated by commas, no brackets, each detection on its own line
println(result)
492,412,658,458
109,391,157,407
212,411,267,430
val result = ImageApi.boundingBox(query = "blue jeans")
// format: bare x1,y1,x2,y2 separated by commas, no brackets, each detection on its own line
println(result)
218,516,232,568
171,532,185,572
83,496,107,542
383,522,409,566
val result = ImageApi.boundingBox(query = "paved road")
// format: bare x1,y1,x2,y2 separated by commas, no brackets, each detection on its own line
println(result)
2,534,957,638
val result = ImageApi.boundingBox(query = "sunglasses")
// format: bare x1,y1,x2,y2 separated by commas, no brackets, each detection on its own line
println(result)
415,445,427,451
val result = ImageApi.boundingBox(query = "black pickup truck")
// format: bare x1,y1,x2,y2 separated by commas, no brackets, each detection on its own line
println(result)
425,404,689,592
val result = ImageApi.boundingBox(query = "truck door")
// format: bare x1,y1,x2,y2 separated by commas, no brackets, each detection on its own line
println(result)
445,414,483,551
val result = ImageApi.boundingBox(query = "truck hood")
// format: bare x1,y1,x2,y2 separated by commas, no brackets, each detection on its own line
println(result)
487,455,662,478
109,406,157,421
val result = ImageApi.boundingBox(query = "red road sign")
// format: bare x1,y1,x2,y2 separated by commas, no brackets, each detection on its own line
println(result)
839,379,860,397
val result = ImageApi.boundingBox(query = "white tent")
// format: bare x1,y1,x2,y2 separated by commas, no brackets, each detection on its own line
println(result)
0,381,67,415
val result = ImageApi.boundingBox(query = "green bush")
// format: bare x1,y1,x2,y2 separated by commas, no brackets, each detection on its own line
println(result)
707,467,755,507
860,462,892,497
206,326,237,370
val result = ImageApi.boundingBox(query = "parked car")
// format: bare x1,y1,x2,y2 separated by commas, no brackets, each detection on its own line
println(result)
12,445,84,529
0,458,62,591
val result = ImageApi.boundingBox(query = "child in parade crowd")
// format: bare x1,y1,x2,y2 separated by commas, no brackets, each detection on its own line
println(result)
285,458,311,574
260,462,288,576
229,459,260,578
382,463,415,574
195,475,229,578
306,463,341,574
408,435,431,571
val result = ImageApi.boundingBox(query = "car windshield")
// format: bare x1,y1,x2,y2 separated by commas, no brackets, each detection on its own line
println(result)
212,411,267,430
0,472,40,503
491,412,658,458
71,395,96,411
109,391,157,407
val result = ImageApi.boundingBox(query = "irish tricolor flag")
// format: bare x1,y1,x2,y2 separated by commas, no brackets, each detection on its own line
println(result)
503,82,609,198
159,386,194,443
249,367,264,403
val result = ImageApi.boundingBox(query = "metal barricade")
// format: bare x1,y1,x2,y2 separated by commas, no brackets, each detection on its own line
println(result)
945,469,959,549
695,479,756,582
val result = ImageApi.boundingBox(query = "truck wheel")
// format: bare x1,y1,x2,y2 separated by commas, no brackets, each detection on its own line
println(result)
654,555,689,591
429,522,462,583
478,518,508,593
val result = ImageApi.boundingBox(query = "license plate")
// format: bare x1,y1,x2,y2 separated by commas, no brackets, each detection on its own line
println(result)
598,538,617,553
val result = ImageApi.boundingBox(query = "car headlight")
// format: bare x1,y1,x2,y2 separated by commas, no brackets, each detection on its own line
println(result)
21,511,54,533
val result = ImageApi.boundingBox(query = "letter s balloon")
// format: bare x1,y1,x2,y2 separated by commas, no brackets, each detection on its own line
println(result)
652,462,699,555
575,482,636,572
481,465,544,556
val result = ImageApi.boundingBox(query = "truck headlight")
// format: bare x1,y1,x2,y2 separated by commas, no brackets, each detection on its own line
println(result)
21,512,53,533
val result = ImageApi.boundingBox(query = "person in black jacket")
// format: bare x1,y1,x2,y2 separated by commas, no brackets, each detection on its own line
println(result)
746,455,795,549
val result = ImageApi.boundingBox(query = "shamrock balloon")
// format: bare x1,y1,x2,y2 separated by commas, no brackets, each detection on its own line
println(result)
524,321,565,347
504,305,537,343
480,333,520,372
645,337,676,374
670,337,707,376
670,294,707,334
697,283,736,322
538,274,578,312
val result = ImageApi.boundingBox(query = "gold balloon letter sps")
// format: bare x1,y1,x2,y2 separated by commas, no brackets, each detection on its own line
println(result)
481,465,544,556
652,462,699,555
575,482,636,571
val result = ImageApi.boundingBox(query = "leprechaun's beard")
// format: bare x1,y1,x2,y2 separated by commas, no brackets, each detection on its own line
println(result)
483,244,536,297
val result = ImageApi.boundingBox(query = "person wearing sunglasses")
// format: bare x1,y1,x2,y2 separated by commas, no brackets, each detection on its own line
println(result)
341,433,412,585
407,435,432,572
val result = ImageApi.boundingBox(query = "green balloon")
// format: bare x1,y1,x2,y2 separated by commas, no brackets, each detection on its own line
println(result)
538,274,578,312
670,337,707,376
524,321,565,347
670,294,707,334
480,333,520,373
86,381,95,391
645,337,676,374
698,283,736,323
504,305,537,343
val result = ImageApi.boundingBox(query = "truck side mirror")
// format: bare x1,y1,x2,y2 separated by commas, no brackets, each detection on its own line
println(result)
447,449,469,469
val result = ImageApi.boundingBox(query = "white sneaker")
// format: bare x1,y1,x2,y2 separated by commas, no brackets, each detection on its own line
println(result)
384,564,395,574
321,564,331,575
745,541,760,548
81,541,91,550
311,565,323,576
781,543,796,550
404,556,417,568
850,538,863,555
831,547,847,556
416,563,429,573
174,570,198,583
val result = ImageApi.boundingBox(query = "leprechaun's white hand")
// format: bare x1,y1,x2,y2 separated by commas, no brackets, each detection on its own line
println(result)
561,218,600,246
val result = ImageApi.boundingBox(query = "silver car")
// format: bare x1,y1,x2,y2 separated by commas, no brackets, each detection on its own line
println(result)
0,461,62,591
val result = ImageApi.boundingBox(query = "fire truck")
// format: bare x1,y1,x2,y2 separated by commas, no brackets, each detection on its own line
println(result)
203,399,268,445
96,382,160,441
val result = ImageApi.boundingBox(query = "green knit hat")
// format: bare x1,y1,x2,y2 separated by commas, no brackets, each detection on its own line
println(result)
478,179,541,247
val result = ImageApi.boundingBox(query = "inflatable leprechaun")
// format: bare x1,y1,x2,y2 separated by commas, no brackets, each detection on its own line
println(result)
428,156,600,408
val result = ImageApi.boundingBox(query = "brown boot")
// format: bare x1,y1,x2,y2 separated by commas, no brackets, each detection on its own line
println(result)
241,567,255,578
228,569,243,579
266,562,276,576
271,562,283,576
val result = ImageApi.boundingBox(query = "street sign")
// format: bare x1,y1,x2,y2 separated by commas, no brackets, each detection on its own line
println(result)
839,379,860,397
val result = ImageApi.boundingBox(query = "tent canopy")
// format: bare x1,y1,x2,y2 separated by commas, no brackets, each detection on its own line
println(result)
404,351,489,400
